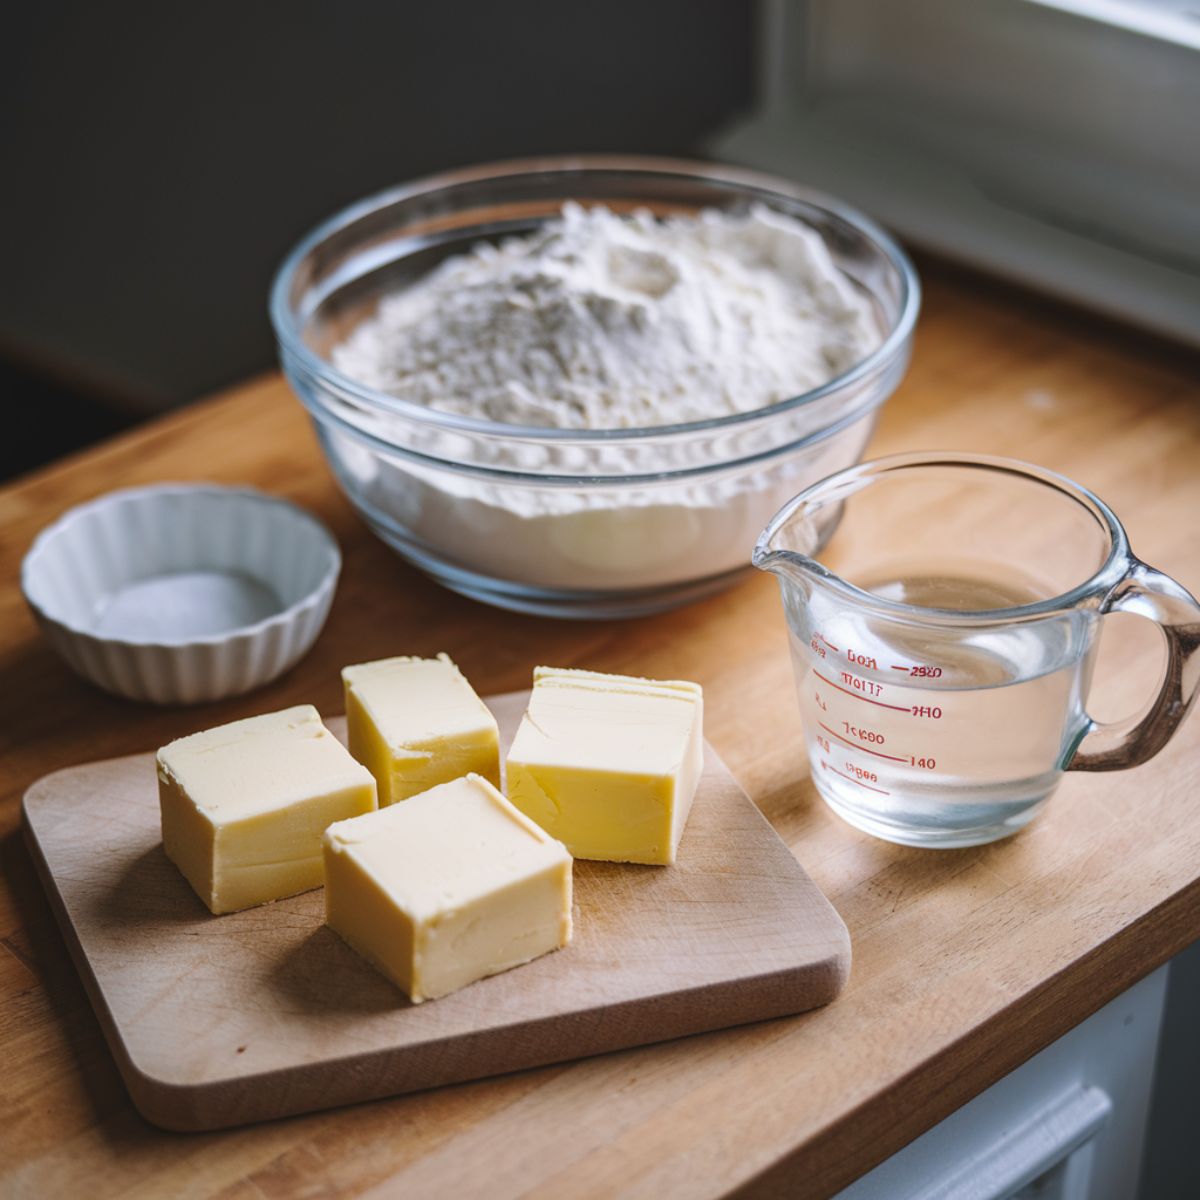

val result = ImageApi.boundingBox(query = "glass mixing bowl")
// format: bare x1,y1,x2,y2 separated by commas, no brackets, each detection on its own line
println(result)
270,156,920,618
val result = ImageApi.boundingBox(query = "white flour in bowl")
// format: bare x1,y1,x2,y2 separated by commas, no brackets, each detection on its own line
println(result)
325,202,889,600
333,202,879,431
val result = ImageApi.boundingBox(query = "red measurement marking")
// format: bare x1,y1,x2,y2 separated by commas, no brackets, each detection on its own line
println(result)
812,670,911,712
891,664,909,671
816,633,839,652
821,759,890,795
818,721,908,762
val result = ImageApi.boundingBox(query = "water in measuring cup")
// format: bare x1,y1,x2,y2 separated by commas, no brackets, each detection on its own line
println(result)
791,566,1097,847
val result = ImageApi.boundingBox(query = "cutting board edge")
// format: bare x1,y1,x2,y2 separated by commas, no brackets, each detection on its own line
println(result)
21,806,154,1117
120,951,850,1132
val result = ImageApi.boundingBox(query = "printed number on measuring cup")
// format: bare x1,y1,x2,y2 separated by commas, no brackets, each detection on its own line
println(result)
844,722,885,745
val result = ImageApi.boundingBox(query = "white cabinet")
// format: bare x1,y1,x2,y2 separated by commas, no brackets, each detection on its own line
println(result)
834,967,1167,1200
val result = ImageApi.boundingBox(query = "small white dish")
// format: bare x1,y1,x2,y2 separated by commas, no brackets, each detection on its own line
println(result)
21,484,341,704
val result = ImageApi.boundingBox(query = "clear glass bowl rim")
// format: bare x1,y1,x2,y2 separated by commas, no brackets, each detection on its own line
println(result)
268,153,922,444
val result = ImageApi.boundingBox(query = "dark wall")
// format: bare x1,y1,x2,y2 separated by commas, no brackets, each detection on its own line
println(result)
3,0,755,432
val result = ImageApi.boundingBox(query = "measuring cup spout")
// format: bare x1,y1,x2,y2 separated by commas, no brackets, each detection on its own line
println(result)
750,537,814,588
752,489,832,586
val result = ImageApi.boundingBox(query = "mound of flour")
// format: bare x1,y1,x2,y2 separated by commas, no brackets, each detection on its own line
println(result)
327,202,889,598
333,202,879,429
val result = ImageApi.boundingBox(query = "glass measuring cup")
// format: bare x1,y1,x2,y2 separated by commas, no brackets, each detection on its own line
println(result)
753,453,1200,848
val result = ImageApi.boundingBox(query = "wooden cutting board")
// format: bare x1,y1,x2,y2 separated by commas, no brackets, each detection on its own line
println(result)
22,690,850,1132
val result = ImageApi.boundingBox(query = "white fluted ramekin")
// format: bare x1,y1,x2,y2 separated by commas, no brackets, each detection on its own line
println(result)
20,485,341,705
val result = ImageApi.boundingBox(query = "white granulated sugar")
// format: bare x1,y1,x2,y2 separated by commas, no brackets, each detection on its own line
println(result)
333,202,879,429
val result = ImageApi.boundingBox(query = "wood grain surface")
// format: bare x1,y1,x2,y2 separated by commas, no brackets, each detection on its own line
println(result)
22,699,848,1132
2,263,1199,1198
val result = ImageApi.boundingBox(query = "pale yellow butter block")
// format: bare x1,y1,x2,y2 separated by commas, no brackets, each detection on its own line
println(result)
323,773,572,1003
157,706,377,915
505,667,704,866
342,653,500,806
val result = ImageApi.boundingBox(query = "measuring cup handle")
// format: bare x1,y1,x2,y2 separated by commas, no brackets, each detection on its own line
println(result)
1069,560,1200,772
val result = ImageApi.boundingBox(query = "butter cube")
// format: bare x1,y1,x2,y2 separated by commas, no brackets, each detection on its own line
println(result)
505,667,704,866
342,654,500,806
323,773,572,1002
157,706,377,915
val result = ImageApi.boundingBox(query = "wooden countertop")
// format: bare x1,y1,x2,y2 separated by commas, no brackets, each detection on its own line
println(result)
2,265,1198,1199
